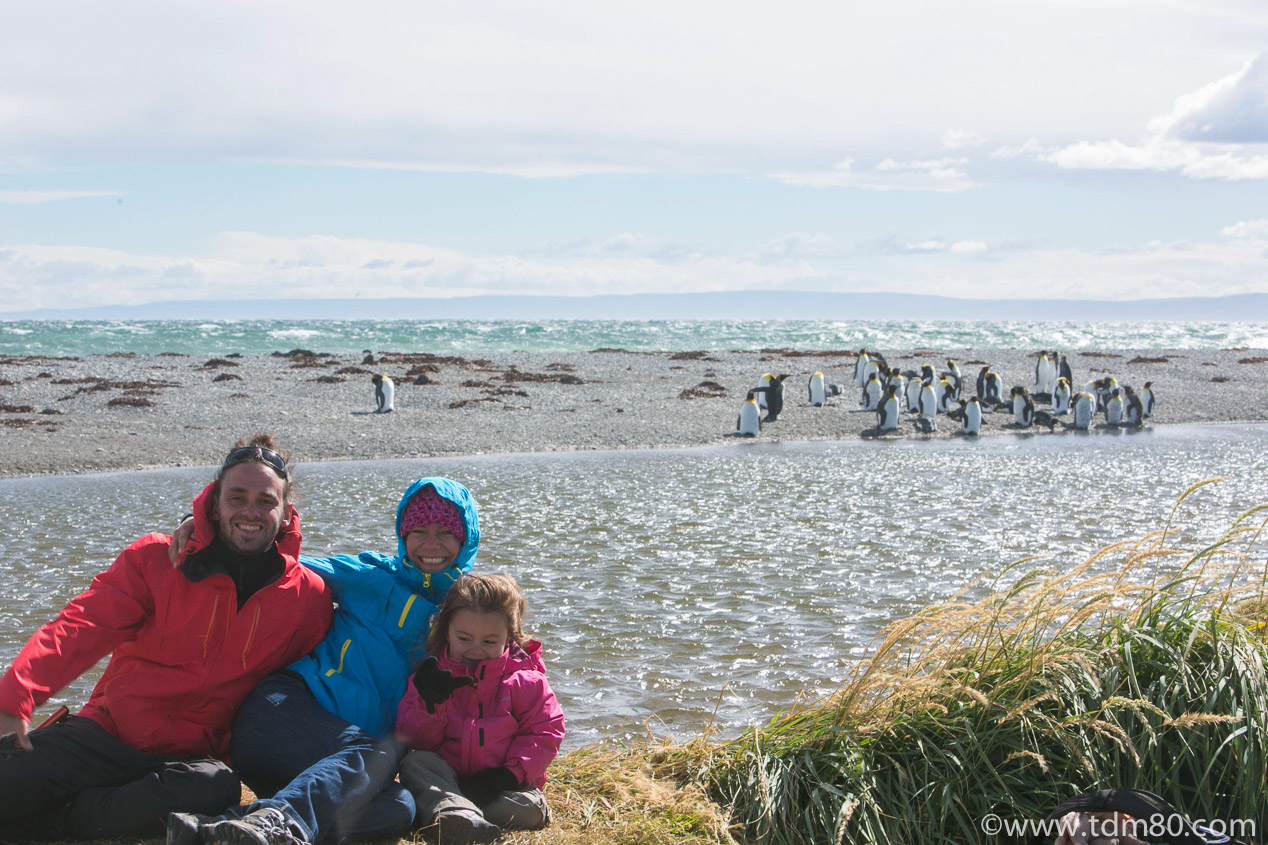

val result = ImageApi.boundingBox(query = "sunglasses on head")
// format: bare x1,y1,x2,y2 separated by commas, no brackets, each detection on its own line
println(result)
221,446,289,479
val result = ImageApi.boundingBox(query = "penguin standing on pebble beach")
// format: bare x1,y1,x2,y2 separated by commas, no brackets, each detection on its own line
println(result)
372,373,395,413
808,372,827,407
737,391,761,436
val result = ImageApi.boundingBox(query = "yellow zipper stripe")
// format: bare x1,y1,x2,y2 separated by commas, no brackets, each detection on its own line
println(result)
324,638,352,677
399,594,417,628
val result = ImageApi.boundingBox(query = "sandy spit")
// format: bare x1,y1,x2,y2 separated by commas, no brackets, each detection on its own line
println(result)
1,346,1266,479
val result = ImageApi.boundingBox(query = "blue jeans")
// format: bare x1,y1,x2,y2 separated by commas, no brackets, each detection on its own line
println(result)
226,672,414,844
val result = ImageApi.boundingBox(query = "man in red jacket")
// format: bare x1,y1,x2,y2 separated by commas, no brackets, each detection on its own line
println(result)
0,434,334,841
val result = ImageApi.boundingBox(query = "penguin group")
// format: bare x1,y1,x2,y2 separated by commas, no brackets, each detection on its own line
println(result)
731,348,1158,439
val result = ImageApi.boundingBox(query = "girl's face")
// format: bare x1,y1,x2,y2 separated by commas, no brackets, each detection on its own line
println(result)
405,524,463,572
447,608,510,666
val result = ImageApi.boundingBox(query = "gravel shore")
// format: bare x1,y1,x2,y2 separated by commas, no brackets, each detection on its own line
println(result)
2,346,1266,478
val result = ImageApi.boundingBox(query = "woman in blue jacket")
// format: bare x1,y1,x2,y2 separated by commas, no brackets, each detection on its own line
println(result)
168,477,480,845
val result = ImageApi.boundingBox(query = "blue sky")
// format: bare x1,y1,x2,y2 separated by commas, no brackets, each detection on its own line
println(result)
3,1,1268,312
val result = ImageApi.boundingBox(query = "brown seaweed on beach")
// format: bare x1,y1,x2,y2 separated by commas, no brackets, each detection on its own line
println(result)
449,397,503,409
107,396,156,408
201,358,240,369
336,367,370,375
314,375,345,384
1080,351,1122,358
0,417,62,429
499,368,584,385
1128,356,1169,364
1212,376,1231,382
678,381,728,400
213,373,242,382
1,403,36,413
1237,356,1268,364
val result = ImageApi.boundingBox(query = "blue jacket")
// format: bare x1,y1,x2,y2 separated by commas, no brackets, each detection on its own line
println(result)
286,478,480,738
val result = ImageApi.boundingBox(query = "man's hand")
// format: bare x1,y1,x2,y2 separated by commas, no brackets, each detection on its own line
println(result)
412,657,475,714
0,710,32,751
167,516,194,567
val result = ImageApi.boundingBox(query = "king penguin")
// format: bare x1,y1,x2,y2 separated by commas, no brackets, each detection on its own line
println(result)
1104,387,1123,426
861,372,882,411
876,384,900,431
853,351,869,388
737,391,761,436
1072,392,1095,430
372,374,395,413
918,380,938,418
1052,377,1072,414
808,372,827,407
960,396,982,435
754,373,772,409
761,374,789,422
1123,385,1144,426
1141,381,1156,418
905,375,923,413
1011,386,1034,427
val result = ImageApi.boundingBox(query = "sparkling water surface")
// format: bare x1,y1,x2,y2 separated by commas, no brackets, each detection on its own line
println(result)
4,318,1268,357
2,425,1267,749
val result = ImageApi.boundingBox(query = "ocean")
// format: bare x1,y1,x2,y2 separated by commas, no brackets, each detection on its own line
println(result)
3,318,1268,358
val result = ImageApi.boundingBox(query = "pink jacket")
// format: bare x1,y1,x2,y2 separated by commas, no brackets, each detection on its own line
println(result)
395,640,565,789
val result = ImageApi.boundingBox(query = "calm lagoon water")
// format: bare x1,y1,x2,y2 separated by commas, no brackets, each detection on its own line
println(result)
3,425,1268,749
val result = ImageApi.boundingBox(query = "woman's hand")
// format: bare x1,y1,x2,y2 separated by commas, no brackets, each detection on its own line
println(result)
167,516,194,567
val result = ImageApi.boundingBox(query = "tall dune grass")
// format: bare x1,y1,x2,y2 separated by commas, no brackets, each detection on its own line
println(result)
651,481,1268,844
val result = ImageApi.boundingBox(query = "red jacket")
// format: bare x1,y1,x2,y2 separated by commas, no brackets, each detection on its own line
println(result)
0,481,333,760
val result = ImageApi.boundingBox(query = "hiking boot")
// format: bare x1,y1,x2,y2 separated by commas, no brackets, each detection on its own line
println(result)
434,808,500,845
166,811,215,845
201,807,308,845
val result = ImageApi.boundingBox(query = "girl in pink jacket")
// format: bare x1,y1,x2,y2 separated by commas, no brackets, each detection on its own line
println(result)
396,574,565,845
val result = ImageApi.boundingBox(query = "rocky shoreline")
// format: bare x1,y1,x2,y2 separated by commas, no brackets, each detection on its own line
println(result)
2,346,1267,478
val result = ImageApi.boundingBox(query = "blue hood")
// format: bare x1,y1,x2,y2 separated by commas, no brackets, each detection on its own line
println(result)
288,477,480,737
393,477,481,600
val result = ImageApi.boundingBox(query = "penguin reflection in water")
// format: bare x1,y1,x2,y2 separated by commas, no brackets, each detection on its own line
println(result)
737,391,762,436
372,373,395,413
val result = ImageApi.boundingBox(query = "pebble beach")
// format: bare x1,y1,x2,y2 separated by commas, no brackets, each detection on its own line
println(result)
2,345,1267,479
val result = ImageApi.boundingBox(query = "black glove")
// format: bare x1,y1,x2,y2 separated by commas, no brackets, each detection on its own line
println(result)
458,766,520,807
412,656,475,713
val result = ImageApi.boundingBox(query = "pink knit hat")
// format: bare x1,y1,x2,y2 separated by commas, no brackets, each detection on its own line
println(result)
400,487,466,544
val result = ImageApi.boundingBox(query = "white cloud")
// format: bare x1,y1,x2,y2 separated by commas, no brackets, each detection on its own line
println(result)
2,2,1262,176
1221,219,1268,239
0,190,121,204
1157,52,1268,143
0,233,829,312
1016,51,1268,180
770,156,976,192
4,226,1268,312
942,130,986,150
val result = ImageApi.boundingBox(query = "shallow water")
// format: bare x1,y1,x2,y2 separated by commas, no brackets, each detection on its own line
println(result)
3,425,1268,748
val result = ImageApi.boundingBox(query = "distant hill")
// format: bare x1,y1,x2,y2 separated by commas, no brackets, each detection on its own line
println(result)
5,291,1268,322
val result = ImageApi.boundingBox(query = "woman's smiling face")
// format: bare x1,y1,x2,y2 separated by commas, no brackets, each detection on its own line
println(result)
405,524,462,572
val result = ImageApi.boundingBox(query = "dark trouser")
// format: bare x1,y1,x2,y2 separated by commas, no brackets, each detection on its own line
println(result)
398,750,548,831
224,672,414,844
0,715,239,841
